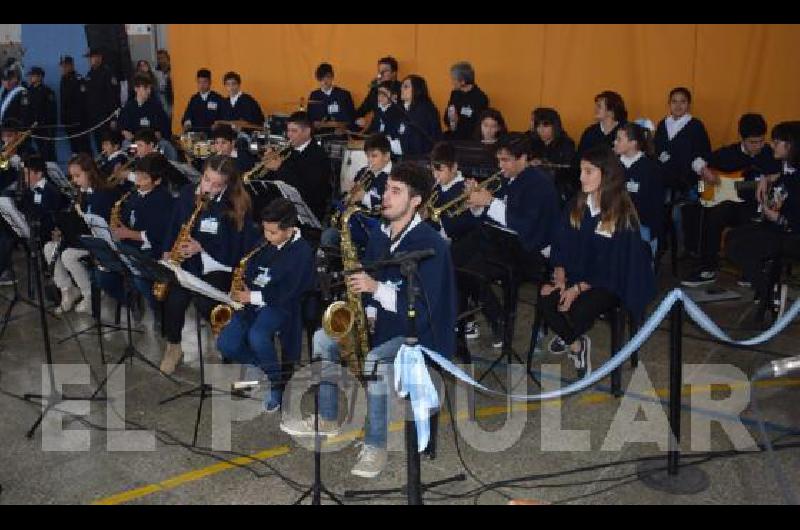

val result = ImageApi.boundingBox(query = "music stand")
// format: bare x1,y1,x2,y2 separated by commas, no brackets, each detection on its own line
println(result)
80,237,181,401
153,260,240,447
0,196,39,340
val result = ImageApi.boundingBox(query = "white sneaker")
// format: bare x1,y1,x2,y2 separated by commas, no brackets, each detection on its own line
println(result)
74,297,92,314
351,443,388,478
56,287,81,314
279,415,340,437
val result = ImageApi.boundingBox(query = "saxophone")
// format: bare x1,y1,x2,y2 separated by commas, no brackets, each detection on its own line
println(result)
209,240,269,336
322,204,371,373
152,191,211,301
110,191,132,232
331,169,375,229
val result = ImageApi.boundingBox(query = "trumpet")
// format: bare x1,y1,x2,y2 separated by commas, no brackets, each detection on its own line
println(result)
425,171,503,224
242,144,292,183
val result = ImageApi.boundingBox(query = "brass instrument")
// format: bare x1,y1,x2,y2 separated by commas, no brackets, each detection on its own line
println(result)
242,144,292,183
109,158,135,186
209,240,270,336
424,171,503,224
0,122,37,170
331,169,375,228
110,191,132,232
153,191,211,301
322,205,370,374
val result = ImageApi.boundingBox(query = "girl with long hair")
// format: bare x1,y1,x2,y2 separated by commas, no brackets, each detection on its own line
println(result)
397,74,441,157
540,145,656,377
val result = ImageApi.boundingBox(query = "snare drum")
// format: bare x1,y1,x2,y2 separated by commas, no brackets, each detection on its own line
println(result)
340,148,368,194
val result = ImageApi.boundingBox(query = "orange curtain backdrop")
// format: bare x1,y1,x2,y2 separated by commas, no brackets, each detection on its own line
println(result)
167,24,800,147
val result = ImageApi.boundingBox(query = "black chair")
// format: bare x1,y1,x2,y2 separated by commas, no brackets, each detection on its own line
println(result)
526,296,635,398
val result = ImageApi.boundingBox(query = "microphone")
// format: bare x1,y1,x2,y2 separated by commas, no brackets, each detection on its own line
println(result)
754,355,800,380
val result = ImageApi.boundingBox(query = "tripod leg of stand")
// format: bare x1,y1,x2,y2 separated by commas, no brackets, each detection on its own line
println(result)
93,284,106,364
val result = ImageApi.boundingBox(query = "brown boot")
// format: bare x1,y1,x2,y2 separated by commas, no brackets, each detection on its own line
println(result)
160,342,183,375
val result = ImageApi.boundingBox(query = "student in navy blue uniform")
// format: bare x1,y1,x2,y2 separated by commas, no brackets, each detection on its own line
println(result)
396,74,441,158
0,118,37,194
529,107,578,206
97,129,131,182
280,161,457,479
455,133,560,347
59,55,91,155
26,67,57,162
217,198,315,412
542,145,656,376
118,73,171,142
261,111,332,224
307,63,356,132
681,113,781,287
84,48,120,154
159,155,259,375
726,121,800,314
0,154,66,285
577,91,627,156
355,56,401,130
103,153,176,321
471,108,507,165
426,141,480,243
210,123,256,174
218,71,265,127
0,68,32,126
365,81,404,149
43,154,117,314
444,62,489,141
613,122,664,257
321,133,392,250
181,69,223,133
653,87,712,194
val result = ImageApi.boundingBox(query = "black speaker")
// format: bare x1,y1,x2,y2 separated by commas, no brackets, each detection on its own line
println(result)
84,24,132,81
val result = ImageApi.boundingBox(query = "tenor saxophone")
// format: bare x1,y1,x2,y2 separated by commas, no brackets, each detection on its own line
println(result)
322,204,371,373
209,240,269,336
152,191,211,301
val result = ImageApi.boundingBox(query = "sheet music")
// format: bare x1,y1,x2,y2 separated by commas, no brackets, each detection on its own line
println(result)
160,260,244,310
270,180,322,229
0,197,30,239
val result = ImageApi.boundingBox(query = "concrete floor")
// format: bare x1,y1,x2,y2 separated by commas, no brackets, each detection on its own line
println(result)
1,254,799,505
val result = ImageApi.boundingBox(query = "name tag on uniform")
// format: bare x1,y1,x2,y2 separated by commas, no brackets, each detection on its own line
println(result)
398,123,406,135
253,267,271,288
139,117,150,127
200,217,219,234
658,151,670,163
460,106,473,118
328,102,339,115
379,121,386,132
207,101,217,110
129,211,136,227
626,180,640,194
34,192,42,205
128,171,137,183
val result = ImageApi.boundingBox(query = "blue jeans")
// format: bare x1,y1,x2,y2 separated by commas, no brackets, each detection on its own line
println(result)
313,329,405,449
216,307,287,385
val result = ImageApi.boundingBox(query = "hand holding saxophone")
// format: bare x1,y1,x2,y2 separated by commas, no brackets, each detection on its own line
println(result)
346,271,378,294
178,237,202,259
231,287,251,304
112,226,140,241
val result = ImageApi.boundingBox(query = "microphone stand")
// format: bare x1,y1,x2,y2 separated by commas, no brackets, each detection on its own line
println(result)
344,251,465,504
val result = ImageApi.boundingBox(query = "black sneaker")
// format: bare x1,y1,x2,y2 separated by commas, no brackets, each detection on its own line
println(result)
567,336,592,378
681,270,718,287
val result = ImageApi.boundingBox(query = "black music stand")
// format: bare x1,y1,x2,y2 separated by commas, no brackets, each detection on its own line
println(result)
52,209,128,350
80,237,181,401
344,251,466,504
153,261,239,447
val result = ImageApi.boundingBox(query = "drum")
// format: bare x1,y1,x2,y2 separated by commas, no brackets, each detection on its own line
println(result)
340,148,368,194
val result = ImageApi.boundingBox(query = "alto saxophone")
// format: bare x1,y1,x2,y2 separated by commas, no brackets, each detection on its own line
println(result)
322,204,371,373
110,191,132,232
331,169,376,229
209,240,270,336
153,191,211,301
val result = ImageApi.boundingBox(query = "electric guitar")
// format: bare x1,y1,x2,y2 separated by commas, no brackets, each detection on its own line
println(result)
699,169,757,208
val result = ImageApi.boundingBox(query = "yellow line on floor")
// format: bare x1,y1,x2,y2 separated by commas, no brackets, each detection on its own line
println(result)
90,377,800,505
